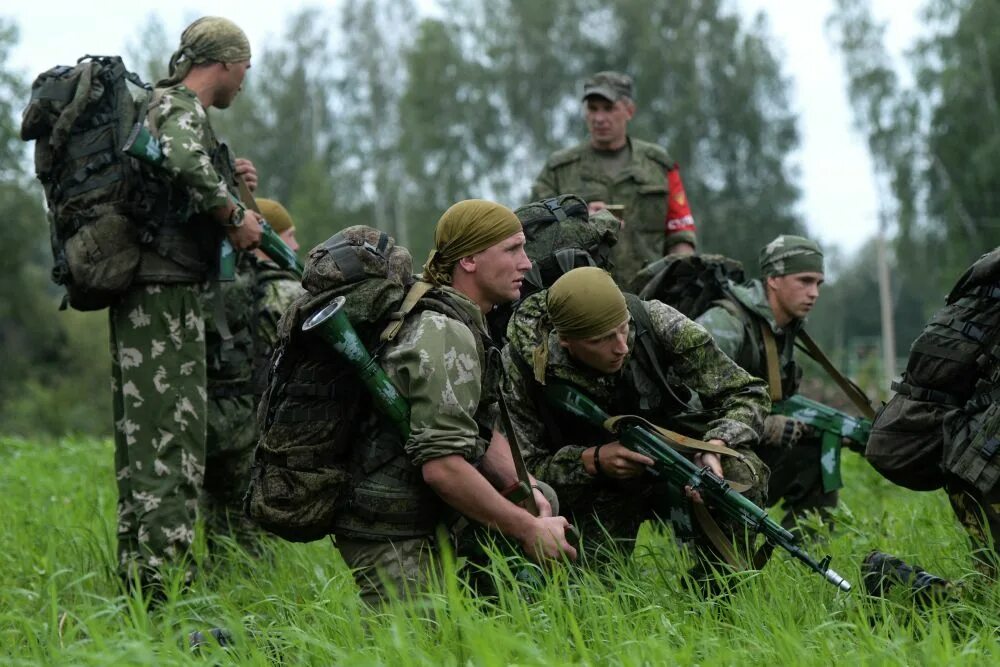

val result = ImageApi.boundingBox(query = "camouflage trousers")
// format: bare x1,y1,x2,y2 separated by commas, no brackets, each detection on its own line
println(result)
203,394,262,552
110,283,207,587
945,474,1000,575
757,439,839,532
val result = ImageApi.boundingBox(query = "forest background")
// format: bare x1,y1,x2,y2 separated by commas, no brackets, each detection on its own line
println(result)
1,0,998,437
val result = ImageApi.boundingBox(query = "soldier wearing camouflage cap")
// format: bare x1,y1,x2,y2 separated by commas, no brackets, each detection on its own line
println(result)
331,199,577,605
110,16,265,595
696,234,832,531
201,198,304,553
501,266,769,573
531,71,698,286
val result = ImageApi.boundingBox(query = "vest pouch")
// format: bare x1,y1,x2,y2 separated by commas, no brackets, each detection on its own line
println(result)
942,400,1000,495
865,393,949,491
63,211,140,310
244,444,352,543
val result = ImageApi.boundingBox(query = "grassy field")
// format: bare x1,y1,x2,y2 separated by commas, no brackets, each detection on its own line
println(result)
1,435,998,665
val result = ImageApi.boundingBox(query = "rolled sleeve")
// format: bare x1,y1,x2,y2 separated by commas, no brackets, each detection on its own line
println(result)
383,311,482,466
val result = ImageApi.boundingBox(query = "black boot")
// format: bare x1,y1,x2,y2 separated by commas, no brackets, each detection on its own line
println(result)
861,550,953,605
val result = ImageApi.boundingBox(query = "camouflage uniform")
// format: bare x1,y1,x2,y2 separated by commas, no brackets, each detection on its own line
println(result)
111,83,236,585
696,280,837,529
332,286,502,605
531,137,696,284
502,292,769,561
202,255,302,549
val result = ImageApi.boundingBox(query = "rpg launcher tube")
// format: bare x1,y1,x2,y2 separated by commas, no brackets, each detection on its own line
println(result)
302,296,410,437
259,220,304,278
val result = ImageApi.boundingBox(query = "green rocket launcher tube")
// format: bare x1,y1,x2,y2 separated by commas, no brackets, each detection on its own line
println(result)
544,382,851,592
258,219,304,277
302,296,410,437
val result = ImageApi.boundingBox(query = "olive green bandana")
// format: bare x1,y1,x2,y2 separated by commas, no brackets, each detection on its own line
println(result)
257,198,294,233
422,199,522,285
158,16,252,88
546,267,628,340
759,234,824,277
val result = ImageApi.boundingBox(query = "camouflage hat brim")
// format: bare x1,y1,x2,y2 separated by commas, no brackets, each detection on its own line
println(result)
582,84,620,102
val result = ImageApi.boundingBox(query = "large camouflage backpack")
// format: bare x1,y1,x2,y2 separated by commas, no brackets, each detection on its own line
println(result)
627,253,746,318
867,248,1000,492
245,227,413,542
488,194,620,341
20,55,155,311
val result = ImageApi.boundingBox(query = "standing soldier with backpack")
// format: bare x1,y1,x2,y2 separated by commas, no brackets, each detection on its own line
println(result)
111,16,264,596
202,198,303,552
531,71,698,286
696,235,830,531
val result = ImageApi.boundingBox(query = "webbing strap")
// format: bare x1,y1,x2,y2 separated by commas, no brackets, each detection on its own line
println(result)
890,380,965,407
758,322,783,402
692,502,747,570
797,330,876,419
380,280,434,342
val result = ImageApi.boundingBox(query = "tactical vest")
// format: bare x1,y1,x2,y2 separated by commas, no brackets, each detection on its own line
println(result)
132,85,233,284
331,288,503,540
712,294,803,400
206,257,300,401
511,293,695,454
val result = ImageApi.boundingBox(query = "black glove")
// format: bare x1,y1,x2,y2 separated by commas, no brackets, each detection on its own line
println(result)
761,414,811,449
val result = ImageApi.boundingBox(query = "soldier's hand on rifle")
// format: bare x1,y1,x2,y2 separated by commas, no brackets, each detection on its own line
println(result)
521,516,578,563
227,208,264,250
585,442,654,479
762,414,811,449
234,158,258,192
687,449,725,504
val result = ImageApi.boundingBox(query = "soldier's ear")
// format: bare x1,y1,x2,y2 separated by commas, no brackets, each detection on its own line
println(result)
558,335,571,350
457,255,477,274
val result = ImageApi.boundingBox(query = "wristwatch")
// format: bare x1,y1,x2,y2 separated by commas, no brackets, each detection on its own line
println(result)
226,205,246,228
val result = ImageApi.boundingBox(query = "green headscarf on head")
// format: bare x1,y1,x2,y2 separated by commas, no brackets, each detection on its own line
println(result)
547,267,628,340
157,16,252,88
422,200,522,285
759,234,824,278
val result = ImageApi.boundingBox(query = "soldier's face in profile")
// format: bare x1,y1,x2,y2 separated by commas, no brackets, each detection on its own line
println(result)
216,60,251,108
768,271,824,321
468,231,532,307
560,319,630,374
584,96,634,150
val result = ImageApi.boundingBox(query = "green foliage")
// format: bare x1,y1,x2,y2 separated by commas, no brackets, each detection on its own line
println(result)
3,435,999,664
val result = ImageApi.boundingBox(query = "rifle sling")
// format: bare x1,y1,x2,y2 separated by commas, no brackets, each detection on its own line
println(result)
758,322,784,402
691,502,747,570
796,330,876,420
603,414,755,493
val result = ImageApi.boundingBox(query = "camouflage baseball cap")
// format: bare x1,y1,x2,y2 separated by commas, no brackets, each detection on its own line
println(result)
582,71,633,102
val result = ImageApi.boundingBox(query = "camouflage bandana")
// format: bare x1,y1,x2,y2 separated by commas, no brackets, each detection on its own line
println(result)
759,235,824,278
257,198,294,233
158,16,252,87
422,200,522,285
547,267,628,340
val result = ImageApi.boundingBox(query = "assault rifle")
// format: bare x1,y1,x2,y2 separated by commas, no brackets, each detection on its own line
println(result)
544,382,852,591
773,394,872,492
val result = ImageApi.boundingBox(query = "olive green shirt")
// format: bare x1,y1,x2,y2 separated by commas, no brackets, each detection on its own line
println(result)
381,286,492,467
532,136,698,284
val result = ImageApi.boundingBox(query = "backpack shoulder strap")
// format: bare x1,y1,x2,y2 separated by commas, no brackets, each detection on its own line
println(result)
380,280,434,343
757,321,784,402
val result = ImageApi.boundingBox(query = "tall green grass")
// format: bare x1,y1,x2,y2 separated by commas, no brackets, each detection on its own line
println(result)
1,435,997,665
